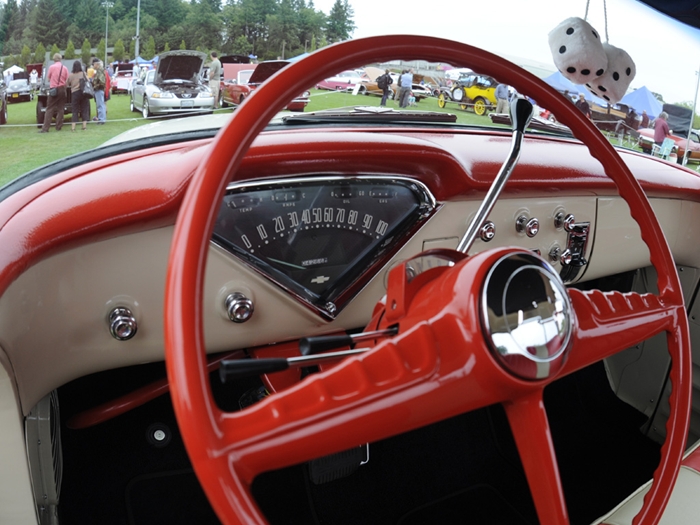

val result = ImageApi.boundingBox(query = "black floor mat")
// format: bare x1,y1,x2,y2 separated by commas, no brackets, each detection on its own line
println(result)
125,470,219,524
396,484,533,525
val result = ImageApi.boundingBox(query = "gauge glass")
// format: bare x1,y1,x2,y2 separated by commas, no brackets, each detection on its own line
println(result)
213,177,435,317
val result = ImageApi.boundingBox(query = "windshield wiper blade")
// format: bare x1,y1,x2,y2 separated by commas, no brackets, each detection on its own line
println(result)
281,106,458,125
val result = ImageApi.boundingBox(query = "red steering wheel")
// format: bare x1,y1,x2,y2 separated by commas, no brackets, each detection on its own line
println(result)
164,36,691,525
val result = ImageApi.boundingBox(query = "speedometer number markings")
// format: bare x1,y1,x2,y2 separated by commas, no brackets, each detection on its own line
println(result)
214,179,434,318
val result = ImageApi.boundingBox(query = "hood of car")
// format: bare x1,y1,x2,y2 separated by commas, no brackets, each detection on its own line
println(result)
248,60,290,84
7,80,30,92
156,50,206,83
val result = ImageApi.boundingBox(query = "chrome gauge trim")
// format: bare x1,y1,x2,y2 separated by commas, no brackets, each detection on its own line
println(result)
212,175,438,320
480,251,573,380
224,175,437,212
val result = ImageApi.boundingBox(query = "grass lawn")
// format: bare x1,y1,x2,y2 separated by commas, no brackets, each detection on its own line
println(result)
0,87,669,188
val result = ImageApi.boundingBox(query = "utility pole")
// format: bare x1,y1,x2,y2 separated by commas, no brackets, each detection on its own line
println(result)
134,0,141,59
103,1,114,65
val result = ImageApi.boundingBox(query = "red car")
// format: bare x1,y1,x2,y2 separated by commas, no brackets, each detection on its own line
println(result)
220,60,309,111
637,127,700,161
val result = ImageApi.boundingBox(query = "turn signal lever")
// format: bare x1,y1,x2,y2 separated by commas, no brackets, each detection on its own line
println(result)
456,97,534,254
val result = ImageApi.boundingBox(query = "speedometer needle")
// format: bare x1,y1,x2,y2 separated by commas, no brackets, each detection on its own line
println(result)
268,258,306,270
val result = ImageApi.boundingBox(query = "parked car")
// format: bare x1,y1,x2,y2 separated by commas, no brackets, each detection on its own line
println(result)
220,60,309,111
6,78,33,103
129,50,215,118
637,127,700,161
6,3,700,525
111,62,134,94
437,72,498,115
35,58,75,126
219,67,256,106
316,69,367,90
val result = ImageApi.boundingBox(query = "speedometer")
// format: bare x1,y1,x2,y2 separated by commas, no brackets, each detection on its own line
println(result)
213,176,437,318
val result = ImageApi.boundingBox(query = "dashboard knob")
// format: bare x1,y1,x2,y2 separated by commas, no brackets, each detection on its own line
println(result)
109,307,137,341
515,215,539,237
480,221,496,242
226,293,254,323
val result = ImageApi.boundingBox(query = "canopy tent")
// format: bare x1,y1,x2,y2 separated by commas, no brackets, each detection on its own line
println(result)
620,86,664,120
542,71,609,107
3,64,24,76
130,56,158,65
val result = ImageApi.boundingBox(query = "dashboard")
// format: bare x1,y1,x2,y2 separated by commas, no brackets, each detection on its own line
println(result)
1,128,698,416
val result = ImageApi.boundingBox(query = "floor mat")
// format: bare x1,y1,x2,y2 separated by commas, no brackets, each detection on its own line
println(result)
396,484,533,525
125,469,220,525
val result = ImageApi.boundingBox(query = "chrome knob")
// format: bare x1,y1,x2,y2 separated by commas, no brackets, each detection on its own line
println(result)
109,307,137,341
480,221,496,242
549,245,561,263
515,215,539,237
560,249,573,266
226,293,254,323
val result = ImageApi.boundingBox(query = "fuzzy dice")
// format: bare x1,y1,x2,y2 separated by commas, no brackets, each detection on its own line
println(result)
548,17,607,85
584,43,636,104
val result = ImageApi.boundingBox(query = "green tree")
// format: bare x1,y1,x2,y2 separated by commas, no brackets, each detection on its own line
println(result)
0,0,20,56
129,38,136,59
163,41,170,52
81,38,92,65
20,45,33,67
180,39,186,50
65,40,76,59
231,34,252,55
97,38,106,62
51,43,61,57
325,0,354,43
113,39,125,61
33,0,66,50
34,42,47,64
144,34,156,58
183,0,222,50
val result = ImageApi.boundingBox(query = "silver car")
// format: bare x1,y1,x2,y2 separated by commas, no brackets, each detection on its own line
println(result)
129,50,214,119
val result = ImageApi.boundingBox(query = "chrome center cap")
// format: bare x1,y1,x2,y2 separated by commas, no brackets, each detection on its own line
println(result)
481,252,572,380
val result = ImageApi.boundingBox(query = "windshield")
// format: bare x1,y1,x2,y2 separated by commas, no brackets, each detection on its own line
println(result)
3,0,700,186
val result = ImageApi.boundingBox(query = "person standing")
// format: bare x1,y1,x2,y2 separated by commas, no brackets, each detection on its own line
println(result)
398,69,412,108
29,68,38,90
40,53,69,133
378,69,393,107
653,111,672,146
65,60,90,131
495,82,510,114
92,59,107,124
208,51,222,109
575,94,591,119
641,110,650,128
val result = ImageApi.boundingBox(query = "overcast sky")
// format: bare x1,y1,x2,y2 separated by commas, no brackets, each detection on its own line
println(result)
314,0,700,105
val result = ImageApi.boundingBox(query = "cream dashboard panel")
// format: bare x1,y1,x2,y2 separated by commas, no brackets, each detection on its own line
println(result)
0,193,684,413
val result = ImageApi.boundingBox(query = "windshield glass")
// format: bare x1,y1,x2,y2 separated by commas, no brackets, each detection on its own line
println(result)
3,0,700,186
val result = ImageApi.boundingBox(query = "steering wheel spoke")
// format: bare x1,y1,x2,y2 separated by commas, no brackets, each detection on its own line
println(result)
564,289,682,374
505,390,569,525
